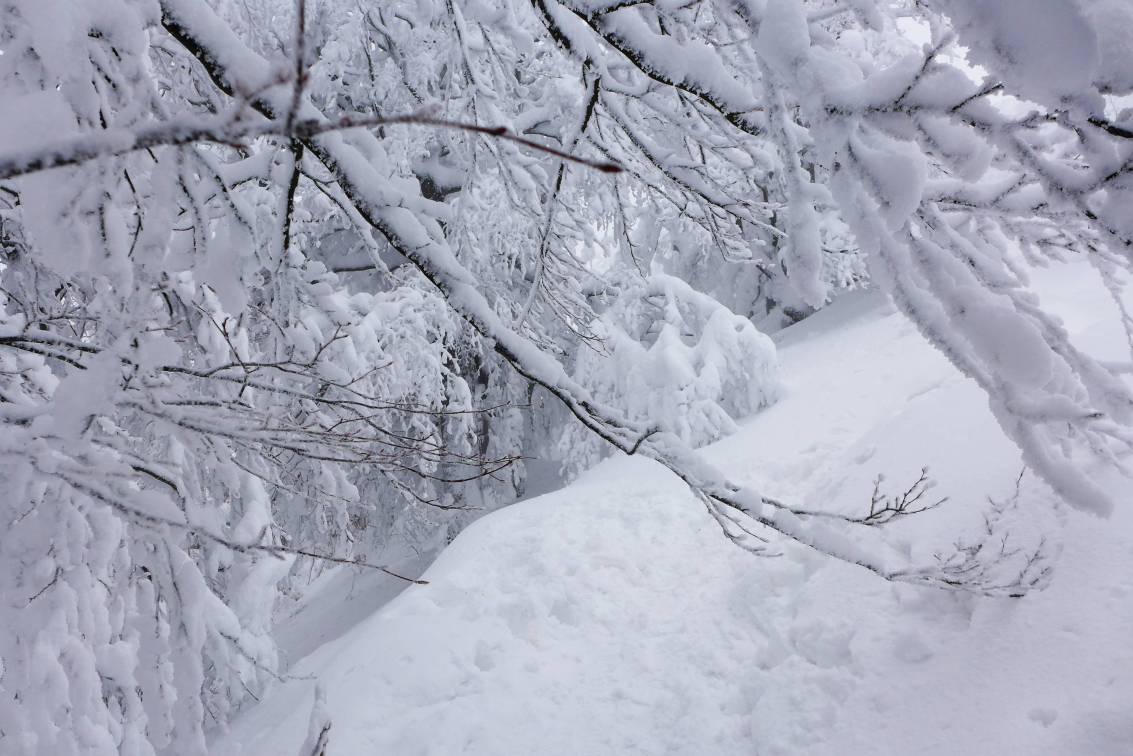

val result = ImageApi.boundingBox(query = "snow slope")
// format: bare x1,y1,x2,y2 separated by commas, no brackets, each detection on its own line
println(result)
216,273,1133,755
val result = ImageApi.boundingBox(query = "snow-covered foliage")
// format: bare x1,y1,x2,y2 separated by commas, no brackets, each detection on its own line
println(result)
558,273,779,476
2,0,1133,752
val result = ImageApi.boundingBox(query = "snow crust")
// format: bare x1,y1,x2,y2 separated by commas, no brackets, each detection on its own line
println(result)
216,268,1133,756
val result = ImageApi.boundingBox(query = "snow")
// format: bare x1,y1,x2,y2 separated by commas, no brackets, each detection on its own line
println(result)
936,0,1133,107
755,0,810,75
939,0,1102,108
847,128,928,231
272,549,434,666
599,7,759,114
214,267,1133,755
1087,0,1133,95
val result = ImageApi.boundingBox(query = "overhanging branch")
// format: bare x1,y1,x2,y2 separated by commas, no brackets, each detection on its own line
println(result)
149,0,1047,596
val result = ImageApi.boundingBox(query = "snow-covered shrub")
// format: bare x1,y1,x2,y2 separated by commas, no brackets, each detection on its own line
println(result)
558,274,779,477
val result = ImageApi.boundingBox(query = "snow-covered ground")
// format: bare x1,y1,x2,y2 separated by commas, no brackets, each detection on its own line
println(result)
215,269,1133,755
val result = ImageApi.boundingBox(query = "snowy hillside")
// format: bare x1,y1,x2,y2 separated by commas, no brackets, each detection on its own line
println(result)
216,274,1133,756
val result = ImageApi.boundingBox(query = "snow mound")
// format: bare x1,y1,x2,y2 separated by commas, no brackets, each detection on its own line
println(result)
217,277,1133,756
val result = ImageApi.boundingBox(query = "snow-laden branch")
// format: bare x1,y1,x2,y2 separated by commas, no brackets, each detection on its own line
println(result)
156,0,1035,597
0,109,621,183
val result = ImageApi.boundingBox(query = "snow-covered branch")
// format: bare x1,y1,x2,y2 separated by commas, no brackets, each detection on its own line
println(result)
156,0,1040,599
3,0,1131,750
0,110,620,183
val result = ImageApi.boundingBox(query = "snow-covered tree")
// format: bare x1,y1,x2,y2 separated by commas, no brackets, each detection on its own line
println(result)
2,0,1132,752
556,271,780,477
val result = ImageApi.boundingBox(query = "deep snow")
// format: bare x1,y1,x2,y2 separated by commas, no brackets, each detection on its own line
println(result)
216,271,1133,755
